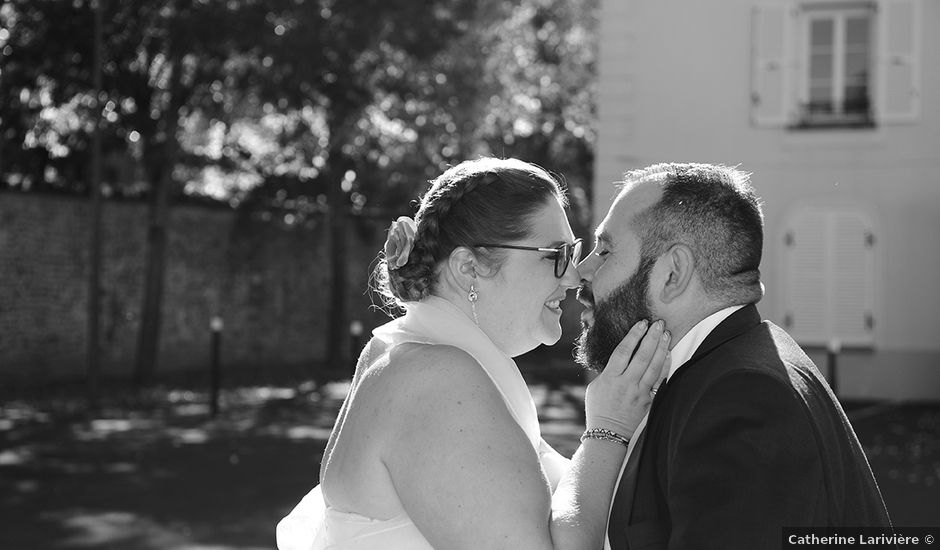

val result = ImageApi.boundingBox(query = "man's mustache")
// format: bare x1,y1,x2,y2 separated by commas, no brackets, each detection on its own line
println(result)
577,284,594,306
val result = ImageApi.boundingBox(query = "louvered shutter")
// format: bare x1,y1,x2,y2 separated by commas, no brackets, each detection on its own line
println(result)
878,0,920,123
829,210,876,346
783,210,828,343
783,207,876,347
751,4,793,126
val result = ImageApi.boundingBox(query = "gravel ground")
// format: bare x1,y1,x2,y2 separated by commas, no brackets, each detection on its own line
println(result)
1,382,936,549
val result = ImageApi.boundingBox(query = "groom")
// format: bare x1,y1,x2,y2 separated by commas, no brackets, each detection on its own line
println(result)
576,163,892,549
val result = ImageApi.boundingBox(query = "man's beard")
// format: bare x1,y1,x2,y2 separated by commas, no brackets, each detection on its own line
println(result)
575,258,655,372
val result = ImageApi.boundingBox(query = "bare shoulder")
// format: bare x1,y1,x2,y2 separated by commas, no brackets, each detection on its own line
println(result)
359,336,389,365
373,340,536,462
388,343,489,382
373,344,553,548
350,336,389,386
363,342,504,415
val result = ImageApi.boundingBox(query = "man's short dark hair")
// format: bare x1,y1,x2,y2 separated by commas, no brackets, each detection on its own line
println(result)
623,163,765,305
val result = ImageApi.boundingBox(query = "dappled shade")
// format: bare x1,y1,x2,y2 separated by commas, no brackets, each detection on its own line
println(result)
1,381,939,548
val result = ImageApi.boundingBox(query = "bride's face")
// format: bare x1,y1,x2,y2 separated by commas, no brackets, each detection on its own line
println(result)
476,199,581,357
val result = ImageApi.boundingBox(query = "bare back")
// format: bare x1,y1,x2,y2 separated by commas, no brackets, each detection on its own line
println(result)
320,336,408,519
317,335,560,549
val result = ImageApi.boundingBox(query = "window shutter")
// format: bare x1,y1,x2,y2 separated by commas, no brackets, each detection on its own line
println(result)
877,0,920,123
783,207,876,348
783,210,828,344
751,4,792,126
829,211,876,346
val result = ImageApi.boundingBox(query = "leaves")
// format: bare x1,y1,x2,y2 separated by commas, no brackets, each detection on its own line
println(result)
0,0,598,226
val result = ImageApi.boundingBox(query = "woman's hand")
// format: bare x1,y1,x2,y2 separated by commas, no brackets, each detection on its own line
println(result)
584,319,671,437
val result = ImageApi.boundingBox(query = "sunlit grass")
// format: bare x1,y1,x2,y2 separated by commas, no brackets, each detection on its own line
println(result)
52,510,272,550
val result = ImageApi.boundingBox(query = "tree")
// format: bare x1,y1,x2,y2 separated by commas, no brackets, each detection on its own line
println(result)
470,0,598,233
1,0,478,380
1,0,599,379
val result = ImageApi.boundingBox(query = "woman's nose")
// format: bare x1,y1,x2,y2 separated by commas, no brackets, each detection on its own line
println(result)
560,260,581,289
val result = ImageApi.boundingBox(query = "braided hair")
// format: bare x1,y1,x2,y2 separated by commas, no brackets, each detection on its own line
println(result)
374,157,567,311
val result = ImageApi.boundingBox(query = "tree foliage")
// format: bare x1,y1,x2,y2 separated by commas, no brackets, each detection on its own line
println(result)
1,0,478,201
473,0,597,229
0,0,599,376
1,0,596,214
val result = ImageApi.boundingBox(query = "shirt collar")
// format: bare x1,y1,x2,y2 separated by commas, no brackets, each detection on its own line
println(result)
666,305,744,381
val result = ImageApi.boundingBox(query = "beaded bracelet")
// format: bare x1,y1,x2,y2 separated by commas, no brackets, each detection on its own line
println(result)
581,427,631,448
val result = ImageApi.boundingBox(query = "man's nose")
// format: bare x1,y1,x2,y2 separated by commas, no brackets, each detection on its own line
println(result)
576,253,598,282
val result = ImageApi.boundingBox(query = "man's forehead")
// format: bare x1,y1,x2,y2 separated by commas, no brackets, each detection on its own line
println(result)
600,181,662,236
617,178,664,206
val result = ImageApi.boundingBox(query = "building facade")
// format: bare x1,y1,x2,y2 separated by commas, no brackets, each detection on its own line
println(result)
594,0,939,400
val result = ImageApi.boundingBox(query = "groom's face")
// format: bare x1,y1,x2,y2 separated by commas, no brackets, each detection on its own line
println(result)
575,183,662,372
575,259,655,371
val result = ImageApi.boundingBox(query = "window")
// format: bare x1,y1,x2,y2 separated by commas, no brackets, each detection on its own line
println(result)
751,0,921,129
800,6,874,127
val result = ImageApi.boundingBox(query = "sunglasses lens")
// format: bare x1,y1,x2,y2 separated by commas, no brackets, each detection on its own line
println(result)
555,241,579,278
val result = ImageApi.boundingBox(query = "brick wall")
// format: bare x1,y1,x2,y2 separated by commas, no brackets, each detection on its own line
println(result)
0,192,393,387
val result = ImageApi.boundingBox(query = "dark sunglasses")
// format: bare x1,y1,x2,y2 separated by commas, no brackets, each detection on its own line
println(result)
474,238,583,278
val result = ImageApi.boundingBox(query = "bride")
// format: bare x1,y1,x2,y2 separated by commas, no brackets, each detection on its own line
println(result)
278,157,669,549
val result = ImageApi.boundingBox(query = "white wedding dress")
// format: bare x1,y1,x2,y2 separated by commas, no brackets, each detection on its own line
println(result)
276,296,568,550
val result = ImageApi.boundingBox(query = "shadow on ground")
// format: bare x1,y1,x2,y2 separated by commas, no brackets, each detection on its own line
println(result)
0,383,340,550
1,382,937,549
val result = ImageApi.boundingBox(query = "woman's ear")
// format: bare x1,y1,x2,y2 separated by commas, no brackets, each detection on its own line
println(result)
658,243,695,303
445,246,479,290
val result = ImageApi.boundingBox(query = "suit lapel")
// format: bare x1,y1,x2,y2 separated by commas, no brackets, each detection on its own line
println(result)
608,383,670,548
608,427,642,548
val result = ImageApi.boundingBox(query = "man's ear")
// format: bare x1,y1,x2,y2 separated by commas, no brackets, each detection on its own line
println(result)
659,244,695,303
445,246,479,290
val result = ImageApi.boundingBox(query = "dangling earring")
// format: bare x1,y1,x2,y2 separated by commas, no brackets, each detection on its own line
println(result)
467,284,479,326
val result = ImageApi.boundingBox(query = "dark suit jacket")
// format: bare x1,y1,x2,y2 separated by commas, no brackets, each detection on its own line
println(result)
607,305,892,550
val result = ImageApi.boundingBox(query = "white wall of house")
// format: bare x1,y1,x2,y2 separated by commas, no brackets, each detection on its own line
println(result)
594,0,940,400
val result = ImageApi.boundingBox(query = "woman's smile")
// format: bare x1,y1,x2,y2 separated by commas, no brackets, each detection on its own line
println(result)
545,297,564,314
